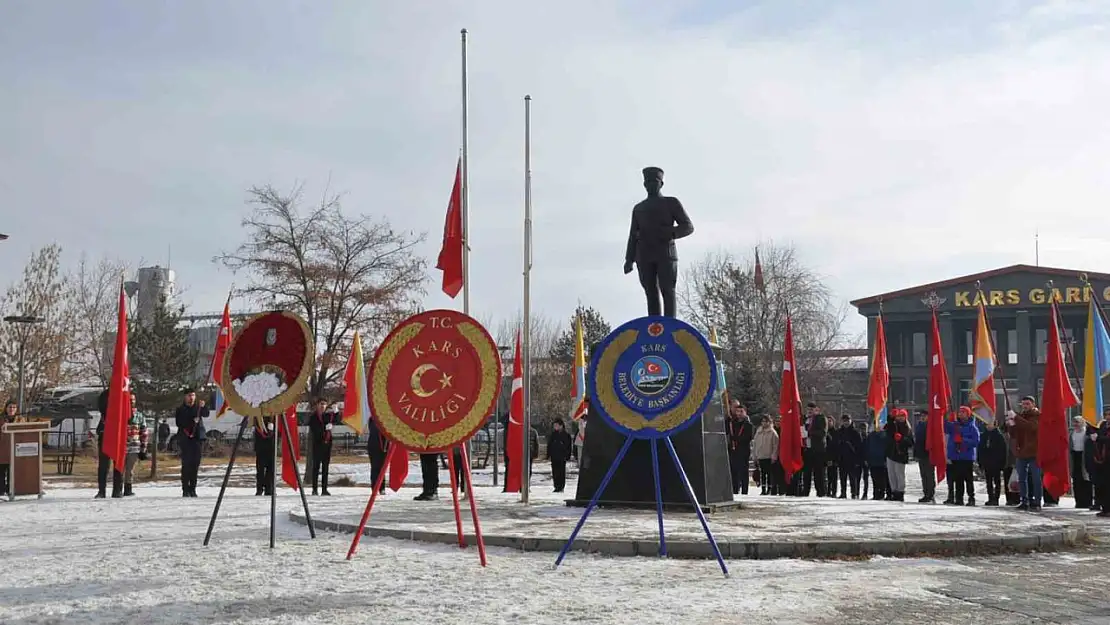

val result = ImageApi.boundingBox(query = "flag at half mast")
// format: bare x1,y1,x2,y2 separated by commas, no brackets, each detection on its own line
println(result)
969,302,997,422
569,314,587,420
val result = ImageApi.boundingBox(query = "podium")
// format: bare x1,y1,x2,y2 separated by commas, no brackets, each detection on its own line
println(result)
1,421,50,501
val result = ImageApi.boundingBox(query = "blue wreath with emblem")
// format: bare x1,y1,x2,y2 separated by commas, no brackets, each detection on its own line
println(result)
587,316,717,439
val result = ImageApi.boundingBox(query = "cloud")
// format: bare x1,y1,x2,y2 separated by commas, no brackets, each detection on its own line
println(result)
2,0,1109,339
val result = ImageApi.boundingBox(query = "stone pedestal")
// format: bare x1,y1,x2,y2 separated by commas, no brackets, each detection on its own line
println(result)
567,345,737,512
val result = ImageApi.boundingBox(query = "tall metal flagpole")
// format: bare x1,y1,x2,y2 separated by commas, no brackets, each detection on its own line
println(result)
521,95,533,504
461,28,471,316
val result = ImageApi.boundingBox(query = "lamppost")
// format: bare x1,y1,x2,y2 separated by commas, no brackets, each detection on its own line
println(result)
3,314,46,412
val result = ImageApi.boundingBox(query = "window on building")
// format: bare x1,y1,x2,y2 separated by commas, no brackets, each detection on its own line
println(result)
911,378,927,406
911,332,927,366
964,330,973,365
1007,329,1018,365
1036,327,1075,364
995,379,1018,416
957,379,972,407
889,377,906,404
887,330,904,366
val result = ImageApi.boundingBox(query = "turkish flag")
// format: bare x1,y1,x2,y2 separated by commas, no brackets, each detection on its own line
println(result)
926,310,950,482
505,330,524,493
436,158,464,298
777,317,803,481
102,282,130,469
281,406,300,490
1039,304,1079,499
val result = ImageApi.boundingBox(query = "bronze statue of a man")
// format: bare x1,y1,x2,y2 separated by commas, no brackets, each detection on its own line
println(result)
624,167,694,317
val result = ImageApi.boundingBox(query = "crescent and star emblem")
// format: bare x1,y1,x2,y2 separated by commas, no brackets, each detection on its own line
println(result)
409,363,453,398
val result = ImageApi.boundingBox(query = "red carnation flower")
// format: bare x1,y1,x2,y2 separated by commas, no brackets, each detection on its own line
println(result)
894,432,902,442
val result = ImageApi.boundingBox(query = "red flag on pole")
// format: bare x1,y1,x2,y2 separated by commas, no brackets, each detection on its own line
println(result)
436,158,464,298
1039,303,1078,499
777,317,803,482
926,310,950,482
281,405,300,490
102,282,130,469
505,330,523,493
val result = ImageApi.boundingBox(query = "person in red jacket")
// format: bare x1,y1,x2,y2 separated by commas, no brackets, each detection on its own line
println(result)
1008,396,1042,511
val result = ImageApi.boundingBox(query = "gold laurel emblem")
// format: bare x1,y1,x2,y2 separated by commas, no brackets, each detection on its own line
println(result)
595,328,711,433
371,321,499,451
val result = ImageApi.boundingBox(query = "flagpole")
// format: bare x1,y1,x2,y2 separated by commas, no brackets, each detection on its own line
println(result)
1045,280,1082,400
974,282,1015,415
460,28,471,316
521,94,533,505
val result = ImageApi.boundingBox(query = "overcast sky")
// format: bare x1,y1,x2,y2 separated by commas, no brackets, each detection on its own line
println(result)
3,0,1110,342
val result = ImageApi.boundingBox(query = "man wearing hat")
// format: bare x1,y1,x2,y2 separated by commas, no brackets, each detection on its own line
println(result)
174,387,208,497
623,166,694,318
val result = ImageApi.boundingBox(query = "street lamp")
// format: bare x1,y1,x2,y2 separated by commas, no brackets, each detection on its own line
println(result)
4,314,46,413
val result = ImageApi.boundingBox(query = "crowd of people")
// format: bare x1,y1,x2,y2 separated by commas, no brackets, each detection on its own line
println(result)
725,397,1110,517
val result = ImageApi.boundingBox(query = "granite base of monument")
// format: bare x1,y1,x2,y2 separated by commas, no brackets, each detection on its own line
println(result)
566,347,737,513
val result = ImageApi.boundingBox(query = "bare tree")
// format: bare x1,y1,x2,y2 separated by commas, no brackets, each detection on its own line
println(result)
679,242,855,403
216,183,427,396
0,245,75,404
65,254,130,385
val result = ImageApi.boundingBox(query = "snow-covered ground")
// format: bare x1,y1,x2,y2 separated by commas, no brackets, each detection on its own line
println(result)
1,457,1103,624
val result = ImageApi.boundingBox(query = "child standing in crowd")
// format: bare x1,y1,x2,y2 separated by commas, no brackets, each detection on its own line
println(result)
945,406,979,506
977,418,1006,506
752,415,779,495
865,423,888,500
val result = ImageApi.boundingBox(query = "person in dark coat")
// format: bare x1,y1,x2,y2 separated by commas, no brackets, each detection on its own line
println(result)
416,453,439,501
835,415,863,498
825,429,839,498
913,410,936,503
726,401,754,495
864,424,888,500
547,418,573,493
307,398,336,496
1092,421,1110,517
366,417,388,495
977,418,1007,506
0,400,16,496
802,403,828,497
884,409,914,502
174,387,207,497
451,446,468,498
1069,415,1093,509
253,416,275,496
1084,409,1107,511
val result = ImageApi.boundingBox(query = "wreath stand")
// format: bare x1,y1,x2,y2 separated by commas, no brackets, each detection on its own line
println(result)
202,413,316,548
346,443,487,565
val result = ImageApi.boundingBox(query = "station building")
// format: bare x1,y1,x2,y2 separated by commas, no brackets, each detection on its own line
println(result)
851,264,1110,418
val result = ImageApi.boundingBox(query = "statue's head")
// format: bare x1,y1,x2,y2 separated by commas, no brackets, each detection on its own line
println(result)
642,166,664,196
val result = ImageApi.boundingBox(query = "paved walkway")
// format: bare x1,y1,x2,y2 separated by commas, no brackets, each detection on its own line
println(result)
289,478,1090,558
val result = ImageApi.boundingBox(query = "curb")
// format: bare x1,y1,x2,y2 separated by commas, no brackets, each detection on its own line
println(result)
288,512,1089,560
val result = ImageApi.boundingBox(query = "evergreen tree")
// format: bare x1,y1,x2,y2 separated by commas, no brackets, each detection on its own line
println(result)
549,305,611,362
728,358,769,417
129,295,198,415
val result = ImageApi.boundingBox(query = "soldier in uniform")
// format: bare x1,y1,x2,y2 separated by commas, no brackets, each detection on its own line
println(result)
253,415,275,496
307,398,336,496
174,387,207,497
